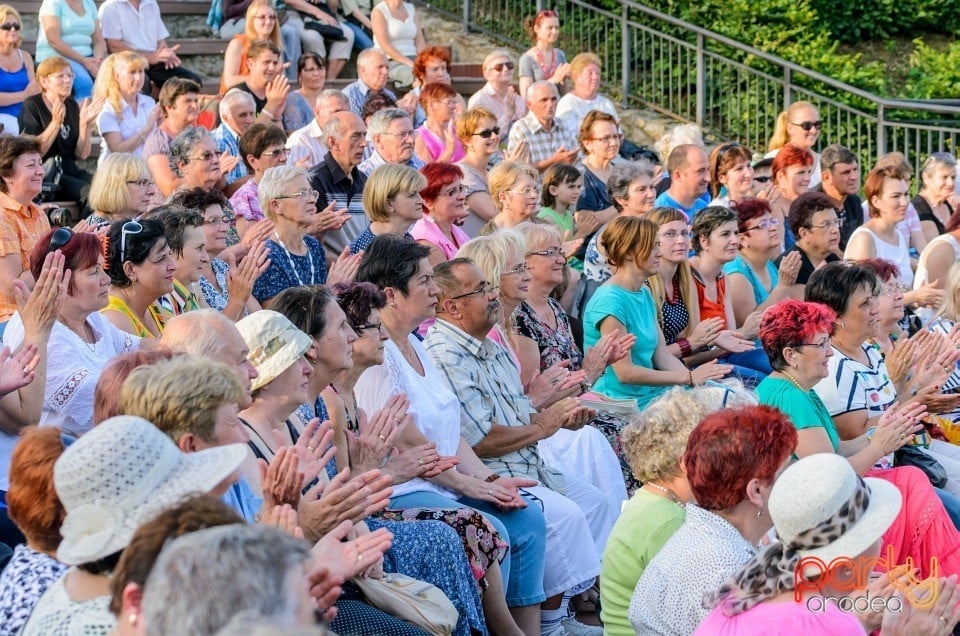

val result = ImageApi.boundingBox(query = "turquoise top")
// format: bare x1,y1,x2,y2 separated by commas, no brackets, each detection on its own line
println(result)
756,376,840,452
722,253,779,307
35,0,97,62
583,282,667,409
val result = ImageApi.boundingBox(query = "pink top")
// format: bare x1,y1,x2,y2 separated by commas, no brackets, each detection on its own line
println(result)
416,125,466,162
410,215,470,260
693,597,867,636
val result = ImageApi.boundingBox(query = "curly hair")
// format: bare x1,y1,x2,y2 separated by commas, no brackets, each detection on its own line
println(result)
759,299,836,371
333,281,387,330
684,405,797,511
730,198,772,234
788,191,838,238
6,426,67,553
412,46,451,84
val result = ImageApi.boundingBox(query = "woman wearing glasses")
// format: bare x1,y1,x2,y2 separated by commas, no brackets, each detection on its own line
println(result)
518,9,569,98
85,153,156,228
348,162,426,255
775,191,842,296
102,218,177,338
455,107,504,236
168,126,225,197
0,5,39,134
481,161,540,234
914,152,960,243
414,82,465,164
574,110,622,269
766,100,822,187
92,51,160,165
411,162,470,266
229,123,288,239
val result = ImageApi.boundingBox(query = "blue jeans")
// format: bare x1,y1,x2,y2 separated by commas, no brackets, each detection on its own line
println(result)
935,486,960,530
64,58,94,101
280,23,302,81
343,21,373,51
391,490,548,607
721,348,772,388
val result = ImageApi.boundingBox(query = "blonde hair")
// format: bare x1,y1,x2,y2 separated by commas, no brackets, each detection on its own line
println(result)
645,207,696,335
601,215,658,269
35,56,70,79
936,261,960,323
569,52,601,79
488,161,538,212
244,0,282,50
654,124,703,165
456,229,526,284
362,163,428,223
768,101,817,152
119,355,244,444
0,5,23,45
88,153,151,216
94,52,149,126
456,106,497,144
514,221,561,253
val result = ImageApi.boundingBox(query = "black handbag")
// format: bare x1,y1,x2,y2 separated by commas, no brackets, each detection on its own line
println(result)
894,445,948,489
40,156,63,202
303,20,348,41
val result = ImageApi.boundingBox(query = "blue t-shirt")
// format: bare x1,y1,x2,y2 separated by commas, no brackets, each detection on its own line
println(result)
583,283,667,409
654,191,710,221
252,235,328,304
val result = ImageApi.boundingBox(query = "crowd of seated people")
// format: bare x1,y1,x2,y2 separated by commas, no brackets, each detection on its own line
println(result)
6,3,960,634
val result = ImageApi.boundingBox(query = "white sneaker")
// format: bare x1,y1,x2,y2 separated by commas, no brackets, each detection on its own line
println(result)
559,616,603,636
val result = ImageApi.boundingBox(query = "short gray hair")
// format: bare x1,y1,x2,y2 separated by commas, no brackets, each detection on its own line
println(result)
921,152,958,188
143,524,312,636
525,80,556,101
169,126,212,173
259,165,308,214
159,309,235,360
368,108,411,136
219,88,255,121
214,614,334,636
607,160,655,211
315,88,348,109
323,111,361,143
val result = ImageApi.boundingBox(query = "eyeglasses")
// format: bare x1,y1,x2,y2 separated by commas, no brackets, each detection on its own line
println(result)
204,215,227,226
120,220,144,262
658,229,692,240
439,185,467,197
189,151,218,162
743,218,780,232
880,283,909,297
508,186,541,198
381,130,415,139
260,147,291,158
355,321,384,334
126,178,154,187
49,226,74,250
527,247,563,259
491,62,515,72
449,282,499,300
807,218,840,231
275,189,319,200
792,338,831,352
472,127,500,139
0,22,21,31
790,120,823,131
253,13,276,20
587,134,623,144
502,263,530,276
753,175,772,183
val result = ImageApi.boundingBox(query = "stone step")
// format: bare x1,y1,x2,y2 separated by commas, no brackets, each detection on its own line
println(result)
7,0,209,15
21,37,227,58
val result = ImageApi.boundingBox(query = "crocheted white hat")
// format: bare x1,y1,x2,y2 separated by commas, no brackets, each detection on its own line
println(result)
54,415,247,565
236,310,312,391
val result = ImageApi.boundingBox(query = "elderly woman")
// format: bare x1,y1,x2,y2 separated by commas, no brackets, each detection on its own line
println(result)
0,136,50,324
251,165,332,306
0,5,39,134
153,207,209,316
776,190,842,295
18,56,101,205
92,52,159,164
768,143,814,251
412,162,470,265
914,152,959,243
455,106,503,236
708,141,757,207
371,0,427,88
601,385,752,636
283,52,326,132
576,110,622,229
353,235,552,636
35,0,106,101
698,454,960,634
414,82,465,164
628,404,798,634
518,9,569,97
556,53,618,128
85,153,156,228
584,216,732,409
5,228,139,434
0,426,67,635
482,160,540,233
349,162,426,254
220,0,285,93
766,100,822,186
169,126,225,196
468,50,526,138
915,205,960,307
102,218,177,337
143,78,201,199
230,123,288,238
20,415,245,635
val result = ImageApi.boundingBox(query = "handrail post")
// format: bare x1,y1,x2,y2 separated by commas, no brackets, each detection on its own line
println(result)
622,3,630,103
536,0,544,11
695,33,705,126
462,0,470,33
877,104,886,161
784,68,793,108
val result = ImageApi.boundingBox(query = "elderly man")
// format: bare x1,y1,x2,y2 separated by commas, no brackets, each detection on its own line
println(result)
343,49,416,119
815,143,864,251
507,81,579,172
213,89,257,188
286,89,349,168
654,144,711,220
468,50,527,139
309,111,369,255
424,257,615,636
357,108,425,176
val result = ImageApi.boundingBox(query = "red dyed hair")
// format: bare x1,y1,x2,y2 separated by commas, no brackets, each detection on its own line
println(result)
730,198,772,234
419,82,459,108
759,299,836,371
858,258,900,284
420,162,464,207
864,165,908,218
683,405,798,511
413,46,452,84
772,144,814,182
6,426,67,553
29,229,103,294
93,349,177,424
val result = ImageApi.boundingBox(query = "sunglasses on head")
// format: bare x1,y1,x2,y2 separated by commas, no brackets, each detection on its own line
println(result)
473,126,500,139
0,22,20,31
536,9,558,19
49,226,74,251
791,120,823,131
120,220,144,262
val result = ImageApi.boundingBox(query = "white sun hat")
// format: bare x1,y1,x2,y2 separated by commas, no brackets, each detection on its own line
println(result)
54,415,247,565
769,453,901,574
236,310,313,392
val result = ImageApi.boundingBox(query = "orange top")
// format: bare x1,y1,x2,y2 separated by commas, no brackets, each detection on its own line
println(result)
0,191,51,321
220,35,252,95
693,268,727,329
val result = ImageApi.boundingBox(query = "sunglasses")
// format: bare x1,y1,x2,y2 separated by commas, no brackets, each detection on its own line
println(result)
753,175,772,183
472,126,500,139
120,220,144,262
491,62,515,72
791,120,823,131
49,226,74,250
0,22,20,31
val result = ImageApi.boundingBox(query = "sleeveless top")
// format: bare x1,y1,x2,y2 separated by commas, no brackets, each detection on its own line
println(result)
372,1,418,59
415,124,465,162
722,253,779,306
0,49,28,117
912,194,947,237
220,35,251,95
102,295,165,338
844,226,914,287
692,268,728,327
916,233,960,287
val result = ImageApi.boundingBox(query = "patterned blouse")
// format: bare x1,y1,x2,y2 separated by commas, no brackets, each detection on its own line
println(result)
514,298,583,371
198,258,232,313
0,544,68,636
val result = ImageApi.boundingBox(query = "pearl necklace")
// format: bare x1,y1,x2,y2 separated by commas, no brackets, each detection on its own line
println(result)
272,232,315,286
644,482,683,507
780,370,808,392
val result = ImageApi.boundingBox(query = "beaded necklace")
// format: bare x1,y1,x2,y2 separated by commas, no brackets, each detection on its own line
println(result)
272,232,315,286
644,482,683,507
534,46,558,79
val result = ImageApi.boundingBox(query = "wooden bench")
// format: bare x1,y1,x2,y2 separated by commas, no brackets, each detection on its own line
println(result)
21,37,226,57
8,0,209,14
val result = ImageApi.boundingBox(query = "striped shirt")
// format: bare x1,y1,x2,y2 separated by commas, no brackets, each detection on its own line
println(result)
813,343,896,418
423,318,564,492
211,122,249,186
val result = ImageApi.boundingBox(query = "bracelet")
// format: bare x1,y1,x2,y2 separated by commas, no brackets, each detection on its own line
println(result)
261,107,277,121
677,337,692,357
484,474,501,483
688,369,695,387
